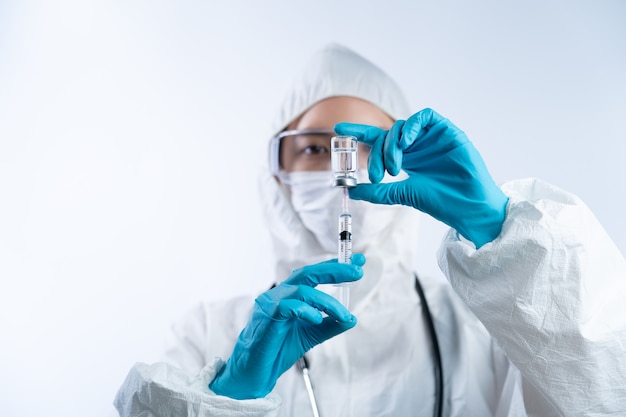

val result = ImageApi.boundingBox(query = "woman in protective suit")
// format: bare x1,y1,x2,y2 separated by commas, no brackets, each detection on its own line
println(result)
115,43,626,417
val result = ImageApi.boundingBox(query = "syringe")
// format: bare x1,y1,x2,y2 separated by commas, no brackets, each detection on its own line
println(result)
331,135,358,308
337,187,352,307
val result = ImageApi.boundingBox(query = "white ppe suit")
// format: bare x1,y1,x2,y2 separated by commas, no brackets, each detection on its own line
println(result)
114,44,626,417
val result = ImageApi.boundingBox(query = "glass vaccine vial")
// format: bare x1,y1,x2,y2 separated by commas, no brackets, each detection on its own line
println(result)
331,135,358,188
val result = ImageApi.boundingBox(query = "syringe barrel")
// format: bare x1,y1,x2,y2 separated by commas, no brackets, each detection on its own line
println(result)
338,212,352,264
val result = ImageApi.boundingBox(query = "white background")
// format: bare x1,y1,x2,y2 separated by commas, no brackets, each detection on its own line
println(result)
0,1,624,416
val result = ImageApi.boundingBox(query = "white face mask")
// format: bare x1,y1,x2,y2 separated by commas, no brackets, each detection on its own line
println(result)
284,170,403,254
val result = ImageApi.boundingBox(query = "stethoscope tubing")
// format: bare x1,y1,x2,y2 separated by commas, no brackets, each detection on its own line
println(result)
297,274,444,417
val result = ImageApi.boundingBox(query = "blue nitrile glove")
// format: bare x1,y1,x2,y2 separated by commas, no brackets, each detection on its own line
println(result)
335,108,508,248
209,254,366,400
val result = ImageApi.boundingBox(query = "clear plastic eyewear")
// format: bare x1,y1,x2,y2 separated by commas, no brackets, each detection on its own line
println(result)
269,128,337,180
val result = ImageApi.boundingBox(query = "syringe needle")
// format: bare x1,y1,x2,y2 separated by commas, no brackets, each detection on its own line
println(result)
342,186,349,214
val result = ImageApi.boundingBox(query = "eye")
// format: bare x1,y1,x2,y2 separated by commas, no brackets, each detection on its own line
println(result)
279,131,334,172
302,143,329,155
294,134,331,156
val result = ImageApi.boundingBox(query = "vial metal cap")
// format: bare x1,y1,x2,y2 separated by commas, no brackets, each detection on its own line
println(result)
332,176,357,188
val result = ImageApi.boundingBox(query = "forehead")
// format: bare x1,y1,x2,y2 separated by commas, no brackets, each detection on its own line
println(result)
288,96,394,130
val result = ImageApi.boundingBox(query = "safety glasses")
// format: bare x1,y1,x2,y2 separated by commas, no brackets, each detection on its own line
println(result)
269,128,337,179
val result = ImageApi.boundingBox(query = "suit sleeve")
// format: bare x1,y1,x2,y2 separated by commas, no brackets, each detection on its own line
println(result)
438,178,626,416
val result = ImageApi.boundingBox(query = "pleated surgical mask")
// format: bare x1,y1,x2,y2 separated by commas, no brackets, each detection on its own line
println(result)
284,170,404,254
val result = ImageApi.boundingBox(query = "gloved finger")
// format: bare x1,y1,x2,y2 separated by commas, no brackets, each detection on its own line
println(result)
310,253,366,267
349,253,366,267
257,285,353,322
349,181,419,208
285,260,363,287
334,122,385,146
400,108,469,154
367,131,385,183
273,288,354,323
304,315,358,346
382,120,406,176
308,253,367,266
399,108,444,150
273,298,325,323
335,122,386,183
